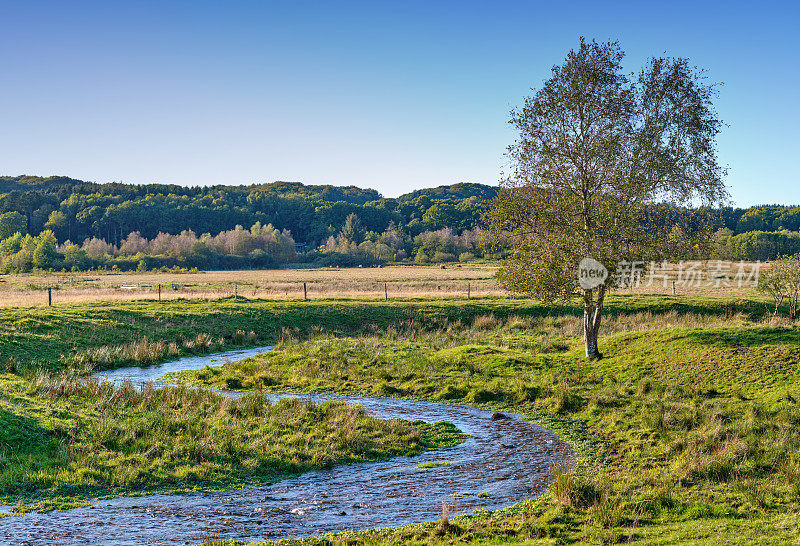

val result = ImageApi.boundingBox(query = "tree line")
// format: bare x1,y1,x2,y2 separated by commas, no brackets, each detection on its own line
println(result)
0,175,798,273
0,221,491,273
0,176,492,247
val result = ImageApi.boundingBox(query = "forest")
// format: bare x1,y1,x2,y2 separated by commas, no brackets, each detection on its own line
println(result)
0,175,798,272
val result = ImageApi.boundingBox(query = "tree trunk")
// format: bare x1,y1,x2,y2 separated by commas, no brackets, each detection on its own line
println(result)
583,285,606,359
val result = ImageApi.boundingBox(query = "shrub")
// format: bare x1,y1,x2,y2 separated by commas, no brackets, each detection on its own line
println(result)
432,252,457,263
758,254,800,318
458,252,475,262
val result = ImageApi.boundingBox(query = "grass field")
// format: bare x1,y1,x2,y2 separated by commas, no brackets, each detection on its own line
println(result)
164,294,799,544
2,276,798,543
0,262,762,307
0,265,501,307
0,291,772,374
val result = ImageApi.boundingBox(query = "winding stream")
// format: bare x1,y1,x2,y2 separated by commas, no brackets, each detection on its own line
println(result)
0,347,571,545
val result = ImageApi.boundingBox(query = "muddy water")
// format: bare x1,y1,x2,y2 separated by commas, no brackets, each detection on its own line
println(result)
0,347,571,545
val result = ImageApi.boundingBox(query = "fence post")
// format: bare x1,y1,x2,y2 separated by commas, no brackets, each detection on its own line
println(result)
467,282,471,299
158,284,161,302
234,283,238,299
303,282,308,300
672,281,676,295
384,282,388,301
48,287,52,307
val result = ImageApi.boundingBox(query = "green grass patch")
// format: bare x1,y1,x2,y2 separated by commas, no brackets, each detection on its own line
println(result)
0,294,772,374
0,373,466,513
185,298,800,544
5,294,800,541
416,461,453,470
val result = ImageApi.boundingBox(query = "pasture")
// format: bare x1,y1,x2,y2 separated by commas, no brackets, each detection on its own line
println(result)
0,264,500,307
1,274,798,543
0,261,764,308
185,294,800,545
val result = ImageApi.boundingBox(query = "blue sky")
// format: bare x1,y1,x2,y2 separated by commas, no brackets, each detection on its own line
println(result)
1,0,797,205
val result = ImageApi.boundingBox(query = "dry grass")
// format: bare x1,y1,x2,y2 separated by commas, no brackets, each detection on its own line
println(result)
472,314,501,330
0,261,766,307
0,265,501,307
63,331,260,373
615,259,769,297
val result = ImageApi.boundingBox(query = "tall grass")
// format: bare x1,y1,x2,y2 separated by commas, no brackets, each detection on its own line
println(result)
180,303,800,543
62,330,260,373
0,373,460,505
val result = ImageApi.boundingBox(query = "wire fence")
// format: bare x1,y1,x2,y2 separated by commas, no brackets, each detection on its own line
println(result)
0,279,504,307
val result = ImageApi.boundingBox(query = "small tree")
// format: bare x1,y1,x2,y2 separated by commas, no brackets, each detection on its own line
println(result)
758,255,800,319
32,230,59,269
340,213,364,245
487,38,727,358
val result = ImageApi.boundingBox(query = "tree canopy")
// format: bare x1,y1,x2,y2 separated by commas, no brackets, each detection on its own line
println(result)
488,38,727,357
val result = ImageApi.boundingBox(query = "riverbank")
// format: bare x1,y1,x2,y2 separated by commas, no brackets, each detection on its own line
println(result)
187,305,800,544
0,369,466,515
1,392,561,544
0,294,769,374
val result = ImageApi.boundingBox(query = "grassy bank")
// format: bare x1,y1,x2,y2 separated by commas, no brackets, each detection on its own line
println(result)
4,294,799,542
185,306,800,544
0,294,770,374
0,373,467,513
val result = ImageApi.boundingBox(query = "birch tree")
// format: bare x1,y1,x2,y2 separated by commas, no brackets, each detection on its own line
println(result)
487,38,727,358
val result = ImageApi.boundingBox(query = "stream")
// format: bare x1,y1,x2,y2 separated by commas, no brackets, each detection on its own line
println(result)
0,346,571,545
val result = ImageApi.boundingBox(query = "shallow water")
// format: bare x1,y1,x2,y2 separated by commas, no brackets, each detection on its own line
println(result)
92,346,275,388
0,347,571,545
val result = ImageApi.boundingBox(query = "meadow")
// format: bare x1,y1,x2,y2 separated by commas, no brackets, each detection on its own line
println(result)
0,262,761,307
0,265,499,307
0,295,477,512
0,373,464,513
171,295,798,544
1,268,798,543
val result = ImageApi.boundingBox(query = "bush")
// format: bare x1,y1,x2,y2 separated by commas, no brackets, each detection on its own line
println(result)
758,254,800,318
432,252,457,263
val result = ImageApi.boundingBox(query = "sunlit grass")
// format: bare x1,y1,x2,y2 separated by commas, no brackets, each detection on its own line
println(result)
0,373,466,513
4,293,800,541
183,301,800,544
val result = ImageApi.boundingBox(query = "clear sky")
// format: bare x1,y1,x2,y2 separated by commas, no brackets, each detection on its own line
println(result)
1,0,797,205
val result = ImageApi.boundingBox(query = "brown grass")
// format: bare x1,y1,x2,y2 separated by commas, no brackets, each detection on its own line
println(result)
0,265,501,307
0,261,765,307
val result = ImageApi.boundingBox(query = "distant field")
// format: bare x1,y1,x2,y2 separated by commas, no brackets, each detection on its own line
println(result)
0,265,501,307
0,261,763,307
